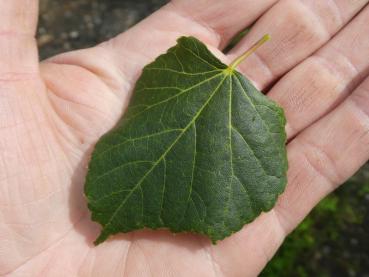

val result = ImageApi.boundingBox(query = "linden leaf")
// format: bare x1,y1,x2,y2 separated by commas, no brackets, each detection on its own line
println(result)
85,36,288,245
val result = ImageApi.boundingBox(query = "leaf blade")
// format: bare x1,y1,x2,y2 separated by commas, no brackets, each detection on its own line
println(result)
85,36,288,245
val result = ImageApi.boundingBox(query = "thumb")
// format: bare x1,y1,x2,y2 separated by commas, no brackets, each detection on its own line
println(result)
0,0,39,79
0,0,43,130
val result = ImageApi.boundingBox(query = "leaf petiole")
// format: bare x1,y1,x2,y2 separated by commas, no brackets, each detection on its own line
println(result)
228,34,271,70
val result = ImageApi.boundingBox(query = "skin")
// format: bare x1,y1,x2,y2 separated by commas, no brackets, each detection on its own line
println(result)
1,0,369,276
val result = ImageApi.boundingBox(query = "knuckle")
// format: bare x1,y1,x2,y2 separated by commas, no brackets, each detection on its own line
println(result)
350,82,369,119
299,136,343,186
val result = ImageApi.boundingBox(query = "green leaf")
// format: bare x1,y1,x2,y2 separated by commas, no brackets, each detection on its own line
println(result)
85,36,288,245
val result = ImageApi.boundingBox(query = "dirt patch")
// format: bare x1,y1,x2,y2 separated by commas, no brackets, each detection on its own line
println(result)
38,0,167,59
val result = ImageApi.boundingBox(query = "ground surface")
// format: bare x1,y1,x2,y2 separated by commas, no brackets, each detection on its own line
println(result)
38,0,167,59
37,1,369,276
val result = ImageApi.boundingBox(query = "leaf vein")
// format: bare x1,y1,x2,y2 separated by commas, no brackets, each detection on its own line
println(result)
159,158,167,224
145,67,221,76
94,129,183,161
234,74,274,136
231,126,270,178
180,44,219,70
126,72,224,121
93,160,155,184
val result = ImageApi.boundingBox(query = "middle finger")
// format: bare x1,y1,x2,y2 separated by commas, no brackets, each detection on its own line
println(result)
227,0,368,89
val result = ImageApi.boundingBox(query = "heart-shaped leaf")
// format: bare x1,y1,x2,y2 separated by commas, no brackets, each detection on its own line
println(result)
85,36,288,245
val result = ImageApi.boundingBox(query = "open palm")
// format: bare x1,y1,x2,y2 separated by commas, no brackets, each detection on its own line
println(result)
2,1,369,276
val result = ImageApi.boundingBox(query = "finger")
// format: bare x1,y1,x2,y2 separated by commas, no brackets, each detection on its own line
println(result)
268,4,369,138
77,0,278,85
0,0,38,35
170,0,279,48
275,75,369,234
0,0,39,76
227,0,368,89
0,0,42,133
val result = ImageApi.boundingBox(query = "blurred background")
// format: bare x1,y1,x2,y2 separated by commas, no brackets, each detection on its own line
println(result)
37,1,369,276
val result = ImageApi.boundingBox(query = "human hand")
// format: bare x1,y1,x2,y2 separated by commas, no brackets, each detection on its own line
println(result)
1,0,369,276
